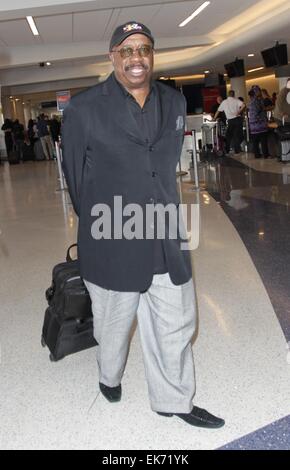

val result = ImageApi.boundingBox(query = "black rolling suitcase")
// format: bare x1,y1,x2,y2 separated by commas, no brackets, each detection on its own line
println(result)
8,148,20,164
41,244,97,362
22,142,35,161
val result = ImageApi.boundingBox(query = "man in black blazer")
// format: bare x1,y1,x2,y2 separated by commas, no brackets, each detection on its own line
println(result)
62,21,224,429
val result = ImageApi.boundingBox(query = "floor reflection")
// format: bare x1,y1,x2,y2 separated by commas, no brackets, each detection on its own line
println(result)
199,155,290,341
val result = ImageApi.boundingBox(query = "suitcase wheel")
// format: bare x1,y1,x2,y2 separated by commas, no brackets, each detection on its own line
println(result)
41,336,46,348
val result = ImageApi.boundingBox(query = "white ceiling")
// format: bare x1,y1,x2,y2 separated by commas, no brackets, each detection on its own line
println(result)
0,0,289,88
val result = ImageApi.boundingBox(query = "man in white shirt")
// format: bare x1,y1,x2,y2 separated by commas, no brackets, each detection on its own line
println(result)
214,90,246,155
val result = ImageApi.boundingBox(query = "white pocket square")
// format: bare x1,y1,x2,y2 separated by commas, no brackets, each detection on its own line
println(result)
176,115,184,131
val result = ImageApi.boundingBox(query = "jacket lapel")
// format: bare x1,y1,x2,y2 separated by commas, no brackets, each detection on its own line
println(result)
152,82,173,145
102,74,146,145
101,75,174,146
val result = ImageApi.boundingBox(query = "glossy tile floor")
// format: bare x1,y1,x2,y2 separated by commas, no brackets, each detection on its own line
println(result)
0,155,289,450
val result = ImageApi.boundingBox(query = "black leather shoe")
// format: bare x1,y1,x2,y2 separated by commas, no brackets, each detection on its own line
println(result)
99,382,122,403
157,406,225,429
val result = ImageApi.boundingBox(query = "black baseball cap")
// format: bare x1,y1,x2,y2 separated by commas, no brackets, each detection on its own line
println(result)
110,21,154,51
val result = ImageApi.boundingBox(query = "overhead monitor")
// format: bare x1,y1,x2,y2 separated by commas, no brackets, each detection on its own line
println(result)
224,59,245,78
261,44,288,68
204,73,225,88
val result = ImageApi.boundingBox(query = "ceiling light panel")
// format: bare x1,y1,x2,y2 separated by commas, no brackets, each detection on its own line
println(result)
26,16,39,36
179,2,211,27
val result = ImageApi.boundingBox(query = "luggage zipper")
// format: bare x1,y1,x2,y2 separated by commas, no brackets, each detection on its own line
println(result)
66,276,81,283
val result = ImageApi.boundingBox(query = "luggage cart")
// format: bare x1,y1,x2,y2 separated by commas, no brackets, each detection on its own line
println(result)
200,120,225,160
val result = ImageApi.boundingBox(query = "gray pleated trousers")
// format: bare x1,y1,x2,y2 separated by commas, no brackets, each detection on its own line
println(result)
84,273,197,413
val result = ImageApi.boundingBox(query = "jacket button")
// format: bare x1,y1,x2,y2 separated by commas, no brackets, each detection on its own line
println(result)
149,146,154,152
152,171,157,177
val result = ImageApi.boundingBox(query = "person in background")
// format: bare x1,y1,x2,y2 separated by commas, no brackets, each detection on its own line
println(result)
214,90,245,155
62,20,225,430
27,119,38,149
1,118,14,161
273,78,290,125
261,89,274,113
49,115,61,143
248,85,269,159
211,96,226,123
272,92,277,107
12,119,25,161
37,114,54,160
211,96,227,151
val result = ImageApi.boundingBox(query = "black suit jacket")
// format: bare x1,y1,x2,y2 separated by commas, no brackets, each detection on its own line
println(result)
62,73,192,292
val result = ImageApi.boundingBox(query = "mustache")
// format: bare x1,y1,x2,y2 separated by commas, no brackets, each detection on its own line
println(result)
124,63,149,72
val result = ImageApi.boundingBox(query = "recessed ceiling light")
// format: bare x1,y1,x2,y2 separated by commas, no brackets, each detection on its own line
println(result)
248,54,255,57
204,70,210,74
26,16,39,36
179,2,211,27
46,62,51,66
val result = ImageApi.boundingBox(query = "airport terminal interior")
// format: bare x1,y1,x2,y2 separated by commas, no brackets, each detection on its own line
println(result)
1,0,290,450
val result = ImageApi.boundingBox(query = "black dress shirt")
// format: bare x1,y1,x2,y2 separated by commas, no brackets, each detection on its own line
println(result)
114,75,168,275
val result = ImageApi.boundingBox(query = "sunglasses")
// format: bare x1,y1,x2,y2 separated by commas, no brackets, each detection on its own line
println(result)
112,44,154,59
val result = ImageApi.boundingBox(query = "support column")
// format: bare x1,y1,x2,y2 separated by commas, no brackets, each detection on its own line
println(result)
275,65,290,90
230,76,247,100
23,103,32,128
14,98,25,126
1,94,14,120
278,77,289,90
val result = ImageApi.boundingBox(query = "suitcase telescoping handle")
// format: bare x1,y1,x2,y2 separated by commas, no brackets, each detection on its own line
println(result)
66,243,78,262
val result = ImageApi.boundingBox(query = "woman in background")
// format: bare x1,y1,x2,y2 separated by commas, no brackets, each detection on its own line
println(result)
248,85,269,159
1,118,14,158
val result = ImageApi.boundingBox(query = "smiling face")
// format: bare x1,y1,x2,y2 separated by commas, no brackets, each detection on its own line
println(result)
109,34,154,92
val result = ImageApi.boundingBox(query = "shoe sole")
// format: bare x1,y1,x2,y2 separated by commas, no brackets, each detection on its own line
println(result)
157,412,225,428
100,392,121,403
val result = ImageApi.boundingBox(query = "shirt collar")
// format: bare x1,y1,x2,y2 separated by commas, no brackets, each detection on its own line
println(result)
112,72,155,101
